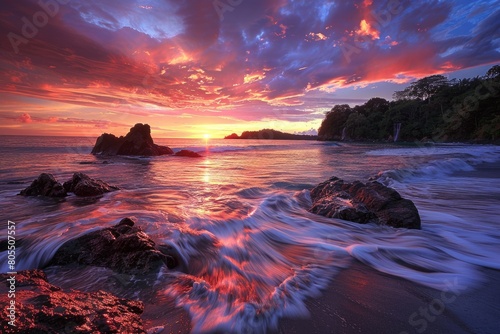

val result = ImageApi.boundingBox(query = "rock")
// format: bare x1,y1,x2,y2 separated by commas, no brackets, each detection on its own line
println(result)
0,269,146,333
19,173,67,197
174,150,202,157
91,123,174,156
309,177,421,229
48,218,178,274
63,172,119,197
224,133,240,139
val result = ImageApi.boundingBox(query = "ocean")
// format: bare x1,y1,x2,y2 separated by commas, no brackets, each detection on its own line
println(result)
1,136,499,333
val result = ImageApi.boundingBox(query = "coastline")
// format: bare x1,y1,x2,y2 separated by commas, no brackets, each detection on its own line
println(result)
277,160,500,334
277,261,500,334
2,141,499,333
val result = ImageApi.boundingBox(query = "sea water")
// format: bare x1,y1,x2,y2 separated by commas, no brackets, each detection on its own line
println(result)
0,136,499,332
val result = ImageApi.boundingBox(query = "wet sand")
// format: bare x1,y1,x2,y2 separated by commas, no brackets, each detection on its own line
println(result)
277,261,500,334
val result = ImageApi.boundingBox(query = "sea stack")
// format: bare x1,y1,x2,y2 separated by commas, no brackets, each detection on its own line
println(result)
91,123,173,156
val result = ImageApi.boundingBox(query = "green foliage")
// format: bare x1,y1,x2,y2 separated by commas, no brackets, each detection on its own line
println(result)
319,65,500,142
486,65,500,79
393,75,449,101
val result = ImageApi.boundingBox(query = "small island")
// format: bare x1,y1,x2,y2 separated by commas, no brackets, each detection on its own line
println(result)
225,129,318,140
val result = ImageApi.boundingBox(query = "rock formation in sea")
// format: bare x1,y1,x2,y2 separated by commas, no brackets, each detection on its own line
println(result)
0,269,146,333
47,218,178,274
174,149,202,157
19,173,67,197
19,173,118,198
91,123,173,156
309,176,421,229
63,172,119,196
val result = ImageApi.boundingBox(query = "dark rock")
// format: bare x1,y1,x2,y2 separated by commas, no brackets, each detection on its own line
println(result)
174,150,202,157
224,133,240,139
48,218,178,274
19,173,67,197
91,123,173,156
63,172,119,197
0,269,146,333
310,176,421,229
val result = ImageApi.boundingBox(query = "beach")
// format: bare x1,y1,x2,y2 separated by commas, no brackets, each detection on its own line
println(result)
279,262,500,334
1,137,499,333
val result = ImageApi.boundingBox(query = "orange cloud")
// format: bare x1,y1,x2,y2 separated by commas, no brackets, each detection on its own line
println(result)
356,19,380,40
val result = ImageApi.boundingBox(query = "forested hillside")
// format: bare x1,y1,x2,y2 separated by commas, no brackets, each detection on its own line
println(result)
318,65,500,142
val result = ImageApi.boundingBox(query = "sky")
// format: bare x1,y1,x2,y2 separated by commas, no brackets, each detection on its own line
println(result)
0,0,499,138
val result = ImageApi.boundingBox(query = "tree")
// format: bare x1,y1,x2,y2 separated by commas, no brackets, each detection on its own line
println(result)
345,112,369,139
363,97,390,113
394,75,449,102
486,65,500,79
318,104,352,140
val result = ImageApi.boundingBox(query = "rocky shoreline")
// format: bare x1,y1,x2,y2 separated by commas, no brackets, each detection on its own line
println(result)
1,217,181,333
6,166,425,332
0,270,147,333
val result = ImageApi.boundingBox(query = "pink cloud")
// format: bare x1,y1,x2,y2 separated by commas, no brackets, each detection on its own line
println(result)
18,113,32,123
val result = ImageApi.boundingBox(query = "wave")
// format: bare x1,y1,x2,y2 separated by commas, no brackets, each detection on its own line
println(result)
3,185,500,332
372,146,500,185
367,144,500,158
161,186,500,332
163,191,351,333
2,141,499,332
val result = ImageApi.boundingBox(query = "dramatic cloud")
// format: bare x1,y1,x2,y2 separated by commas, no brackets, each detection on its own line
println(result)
0,0,498,136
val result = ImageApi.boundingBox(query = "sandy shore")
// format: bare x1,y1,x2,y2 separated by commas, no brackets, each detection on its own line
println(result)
277,261,500,334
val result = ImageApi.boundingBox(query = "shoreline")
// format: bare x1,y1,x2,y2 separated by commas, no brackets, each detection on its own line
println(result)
277,261,500,334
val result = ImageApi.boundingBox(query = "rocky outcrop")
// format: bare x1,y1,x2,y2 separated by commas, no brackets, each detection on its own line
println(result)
48,218,178,274
0,269,146,333
63,172,119,197
91,123,173,156
20,173,118,198
309,177,421,229
224,133,239,139
19,173,67,197
174,150,202,157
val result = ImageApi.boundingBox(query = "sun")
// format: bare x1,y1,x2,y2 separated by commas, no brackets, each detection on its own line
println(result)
203,134,211,140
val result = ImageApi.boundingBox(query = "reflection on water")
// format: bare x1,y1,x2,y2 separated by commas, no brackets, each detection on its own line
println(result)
0,137,499,332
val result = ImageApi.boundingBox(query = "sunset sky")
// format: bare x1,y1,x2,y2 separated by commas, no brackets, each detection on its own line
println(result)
1,0,499,138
